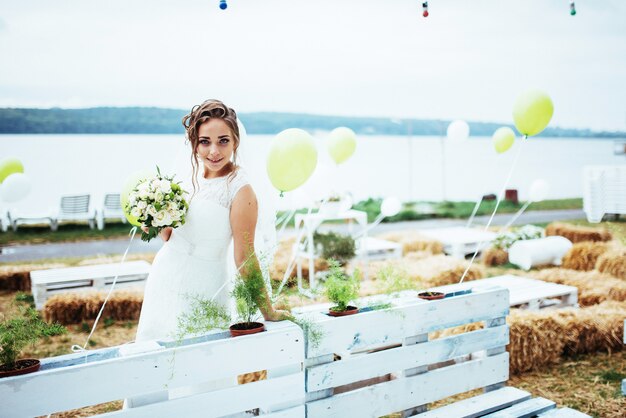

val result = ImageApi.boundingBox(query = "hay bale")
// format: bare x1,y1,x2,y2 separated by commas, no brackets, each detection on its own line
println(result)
595,247,626,280
368,254,485,288
482,247,509,266
0,263,67,291
377,231,444,256
507,309,568,375
545,222,612,243
43,290,143,324
561,242,610,271
530,268,626,306
507,301,626,375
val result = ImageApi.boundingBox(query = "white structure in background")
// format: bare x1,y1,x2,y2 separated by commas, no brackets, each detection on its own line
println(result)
583,165,626,223
508,236,573,271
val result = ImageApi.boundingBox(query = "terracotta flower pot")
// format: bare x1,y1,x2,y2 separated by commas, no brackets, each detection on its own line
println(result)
0,359,41,378
417,291,445,301
328,306,359,317
229,322,265,337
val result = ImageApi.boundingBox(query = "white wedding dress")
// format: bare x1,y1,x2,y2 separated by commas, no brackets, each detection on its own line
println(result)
125,170,259,408
135,170,250,343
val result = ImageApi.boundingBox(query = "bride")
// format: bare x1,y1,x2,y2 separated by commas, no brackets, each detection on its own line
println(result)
135,99,287,344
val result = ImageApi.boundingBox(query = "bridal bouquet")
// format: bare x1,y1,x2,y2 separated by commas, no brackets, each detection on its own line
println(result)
126,167,189,242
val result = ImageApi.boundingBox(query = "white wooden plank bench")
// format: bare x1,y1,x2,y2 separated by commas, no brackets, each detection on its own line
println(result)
0,321,304,418
0,288,591,417
30,261,151,309
294,286,589,417
418,226,498,259
429,274,578,310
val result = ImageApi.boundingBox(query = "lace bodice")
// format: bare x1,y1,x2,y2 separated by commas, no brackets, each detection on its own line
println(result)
190,170,250,209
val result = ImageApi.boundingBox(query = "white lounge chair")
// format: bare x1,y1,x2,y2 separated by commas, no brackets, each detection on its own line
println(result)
97,193,127,230
53,194,97,230
9,208,57,231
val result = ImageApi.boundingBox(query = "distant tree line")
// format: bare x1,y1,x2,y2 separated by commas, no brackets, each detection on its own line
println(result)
0,107,623,138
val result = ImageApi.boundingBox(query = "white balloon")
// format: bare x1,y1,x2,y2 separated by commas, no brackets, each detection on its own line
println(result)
446,120,470,141
381,196,402,217
529,179,550,202
1,172,31,203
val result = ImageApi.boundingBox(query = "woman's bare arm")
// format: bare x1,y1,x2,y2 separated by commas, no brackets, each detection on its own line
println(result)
230,184,288,321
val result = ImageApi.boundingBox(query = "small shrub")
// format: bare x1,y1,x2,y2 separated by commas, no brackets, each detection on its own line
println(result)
231,260,269,326
0,306,66,368
324,259,361,312
313,231,356,266
175,295,230,341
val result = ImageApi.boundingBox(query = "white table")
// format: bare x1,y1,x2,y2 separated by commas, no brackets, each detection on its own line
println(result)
30,260,151,309
419,226,497,259
294,209,368,290
430,274,578,310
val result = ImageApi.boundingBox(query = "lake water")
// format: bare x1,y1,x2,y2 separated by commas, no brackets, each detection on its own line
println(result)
1,134,625,213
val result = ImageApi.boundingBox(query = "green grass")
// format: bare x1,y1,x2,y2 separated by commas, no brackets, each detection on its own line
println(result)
0,221,132,246
1,198,584,246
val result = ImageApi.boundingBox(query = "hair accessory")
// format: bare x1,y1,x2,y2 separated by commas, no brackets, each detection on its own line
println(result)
422,1,429,18
220,0,227,10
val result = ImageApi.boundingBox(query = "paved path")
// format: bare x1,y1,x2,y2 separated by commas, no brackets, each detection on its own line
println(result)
0,209,585,263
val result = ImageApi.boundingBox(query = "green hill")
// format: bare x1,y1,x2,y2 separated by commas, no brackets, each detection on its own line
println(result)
0,107,623,138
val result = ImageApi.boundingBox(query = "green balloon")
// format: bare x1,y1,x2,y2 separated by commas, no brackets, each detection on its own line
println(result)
0,158,24,183
493,127,516,154
513,90,554,137
328,127,357,164
267,128,317,193
120,170,152,227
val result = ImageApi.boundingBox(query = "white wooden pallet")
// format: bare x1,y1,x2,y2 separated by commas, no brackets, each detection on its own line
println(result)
429,274,578,310
418,226,497,258
0,322,304,418
0,288,592,417
30,260,151,309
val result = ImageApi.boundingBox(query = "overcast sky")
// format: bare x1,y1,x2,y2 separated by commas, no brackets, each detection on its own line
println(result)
0,0,625,131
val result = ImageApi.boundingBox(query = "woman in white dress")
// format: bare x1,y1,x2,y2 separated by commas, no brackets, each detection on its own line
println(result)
135,99,287,344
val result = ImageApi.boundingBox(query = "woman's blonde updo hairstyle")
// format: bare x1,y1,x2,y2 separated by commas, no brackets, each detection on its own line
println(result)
182,99,240,195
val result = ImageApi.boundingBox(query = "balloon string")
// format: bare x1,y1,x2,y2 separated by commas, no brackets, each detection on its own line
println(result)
458,136,526,283
500,200,532,232
71,227,138,359
466,196,484,229
274,196,327,298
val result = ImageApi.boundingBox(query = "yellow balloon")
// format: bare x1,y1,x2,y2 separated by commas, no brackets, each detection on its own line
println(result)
513,90,554,137
328,127,356,164
493,127,516,154
267,128,317,193
120,170,152,227
0,158,24,183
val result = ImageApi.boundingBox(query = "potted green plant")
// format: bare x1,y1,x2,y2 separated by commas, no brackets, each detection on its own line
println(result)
324,259,361,316
229,261,269,336
0,305,66,378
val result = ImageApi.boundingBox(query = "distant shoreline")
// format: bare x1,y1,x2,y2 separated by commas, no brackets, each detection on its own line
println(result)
1,107,624,138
